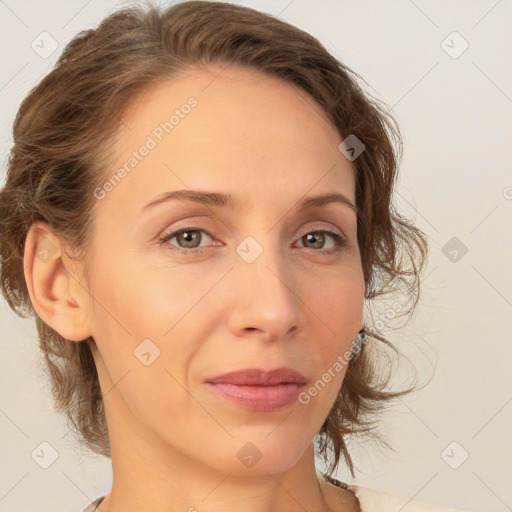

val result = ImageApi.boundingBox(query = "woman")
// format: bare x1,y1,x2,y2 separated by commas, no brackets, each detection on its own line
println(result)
0,1,462,511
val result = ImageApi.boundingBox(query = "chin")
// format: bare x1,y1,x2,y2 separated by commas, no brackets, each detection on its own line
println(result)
203,434,309,476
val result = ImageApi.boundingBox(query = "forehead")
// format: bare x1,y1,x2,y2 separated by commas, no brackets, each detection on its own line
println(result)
122,62,336,126
101,64,356,215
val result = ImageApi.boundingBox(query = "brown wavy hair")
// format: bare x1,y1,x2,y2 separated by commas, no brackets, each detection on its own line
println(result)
0,0,429,478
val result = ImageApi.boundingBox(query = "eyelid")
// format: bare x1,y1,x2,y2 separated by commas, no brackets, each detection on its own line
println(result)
295,222,345,239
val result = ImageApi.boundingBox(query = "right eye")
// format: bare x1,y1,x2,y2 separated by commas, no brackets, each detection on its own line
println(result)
159,226,219,253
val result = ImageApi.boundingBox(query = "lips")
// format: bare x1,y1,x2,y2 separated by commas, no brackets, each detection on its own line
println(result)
204,367,307,411
205,367,307,386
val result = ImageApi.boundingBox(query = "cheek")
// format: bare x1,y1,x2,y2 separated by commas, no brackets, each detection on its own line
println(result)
316,273,364,376
87,251,213,388
296,266,364,401
311,266,365,330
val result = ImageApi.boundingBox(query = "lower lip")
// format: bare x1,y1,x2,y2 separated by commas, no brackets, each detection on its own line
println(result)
205,382,305,411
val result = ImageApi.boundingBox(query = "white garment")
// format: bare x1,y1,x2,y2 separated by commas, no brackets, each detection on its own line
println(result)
81,496,104,512
345,482,463,511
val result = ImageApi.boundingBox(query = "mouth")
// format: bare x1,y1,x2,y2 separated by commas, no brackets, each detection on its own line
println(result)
205,367,307,386
204,367,307,411
204,382,306,411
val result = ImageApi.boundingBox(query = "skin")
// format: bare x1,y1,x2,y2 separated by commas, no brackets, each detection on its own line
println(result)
24,64,365,512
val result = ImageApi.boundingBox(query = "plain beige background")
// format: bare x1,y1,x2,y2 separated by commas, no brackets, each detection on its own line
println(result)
0,1,511,511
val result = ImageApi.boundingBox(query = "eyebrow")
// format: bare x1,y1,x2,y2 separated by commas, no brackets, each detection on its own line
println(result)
140,189,359,215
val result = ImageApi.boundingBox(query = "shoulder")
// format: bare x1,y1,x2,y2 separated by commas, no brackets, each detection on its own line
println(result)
80,496,106,512
319,473,462,512
345,483,463,512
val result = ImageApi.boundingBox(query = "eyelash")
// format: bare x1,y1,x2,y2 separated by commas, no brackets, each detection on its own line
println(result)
159,224,348,256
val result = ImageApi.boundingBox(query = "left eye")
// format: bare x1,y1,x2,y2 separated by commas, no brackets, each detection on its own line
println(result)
160,227,347,253
295,229,346,251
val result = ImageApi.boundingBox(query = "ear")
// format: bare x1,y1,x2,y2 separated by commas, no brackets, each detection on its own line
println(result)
23,221,93,342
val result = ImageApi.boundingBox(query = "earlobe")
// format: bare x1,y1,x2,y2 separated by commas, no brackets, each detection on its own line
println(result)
23,221,92,342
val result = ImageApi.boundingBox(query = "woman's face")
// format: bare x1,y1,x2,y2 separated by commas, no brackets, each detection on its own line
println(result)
83,64,365,475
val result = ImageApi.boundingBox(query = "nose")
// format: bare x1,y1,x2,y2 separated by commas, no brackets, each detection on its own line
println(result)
227,243,301,341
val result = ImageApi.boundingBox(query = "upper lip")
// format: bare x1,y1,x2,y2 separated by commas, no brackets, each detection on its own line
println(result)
205,367,307,386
